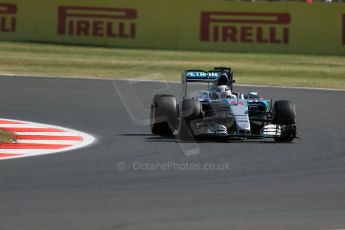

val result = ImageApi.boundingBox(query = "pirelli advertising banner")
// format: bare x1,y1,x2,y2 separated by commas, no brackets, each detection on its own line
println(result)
0,0,345,55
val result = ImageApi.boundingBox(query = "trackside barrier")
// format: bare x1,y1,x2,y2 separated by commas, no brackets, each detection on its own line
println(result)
0,0,344,55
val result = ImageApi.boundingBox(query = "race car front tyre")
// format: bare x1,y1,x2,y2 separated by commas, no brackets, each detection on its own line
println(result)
179,99,202,141
150,94,177,136
272,100,297,142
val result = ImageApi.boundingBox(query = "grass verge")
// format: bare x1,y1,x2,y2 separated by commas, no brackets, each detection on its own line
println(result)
0,129,16,144
0,41,344,88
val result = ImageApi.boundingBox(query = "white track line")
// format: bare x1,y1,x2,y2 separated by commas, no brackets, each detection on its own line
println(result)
13,132,83,136
16,140,80,145
0,124,35,128
117,78,345,92
1,74,344,92
0,149,63,154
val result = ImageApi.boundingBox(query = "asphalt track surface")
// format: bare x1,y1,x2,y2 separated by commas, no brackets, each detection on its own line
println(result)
0,76,344,230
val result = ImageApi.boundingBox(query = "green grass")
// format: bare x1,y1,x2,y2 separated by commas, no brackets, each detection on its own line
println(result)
0,129,15,144
0,41,345,88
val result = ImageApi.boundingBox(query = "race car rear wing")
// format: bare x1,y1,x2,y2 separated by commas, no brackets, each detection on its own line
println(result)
181,67,235,99
182,70,220,83
181,70,218,99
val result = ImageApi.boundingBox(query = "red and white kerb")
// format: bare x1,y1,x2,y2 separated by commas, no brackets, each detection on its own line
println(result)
0,118,95,160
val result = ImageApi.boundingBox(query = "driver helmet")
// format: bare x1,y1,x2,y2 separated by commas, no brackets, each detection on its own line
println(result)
215,85,232,99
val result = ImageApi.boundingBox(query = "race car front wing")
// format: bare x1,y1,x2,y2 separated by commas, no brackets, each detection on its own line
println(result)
193,124,296,139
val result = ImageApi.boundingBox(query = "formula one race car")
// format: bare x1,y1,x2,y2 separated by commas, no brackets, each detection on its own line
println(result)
150,67,297,141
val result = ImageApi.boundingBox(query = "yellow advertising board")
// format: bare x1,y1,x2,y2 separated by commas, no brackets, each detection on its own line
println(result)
0,0,344,55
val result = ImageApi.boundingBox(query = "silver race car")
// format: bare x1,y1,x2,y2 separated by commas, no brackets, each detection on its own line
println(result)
150,67,297,141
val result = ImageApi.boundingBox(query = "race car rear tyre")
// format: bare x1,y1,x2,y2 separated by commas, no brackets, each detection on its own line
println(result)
150,94,177,136
272,100,296,142
179,99,202,141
